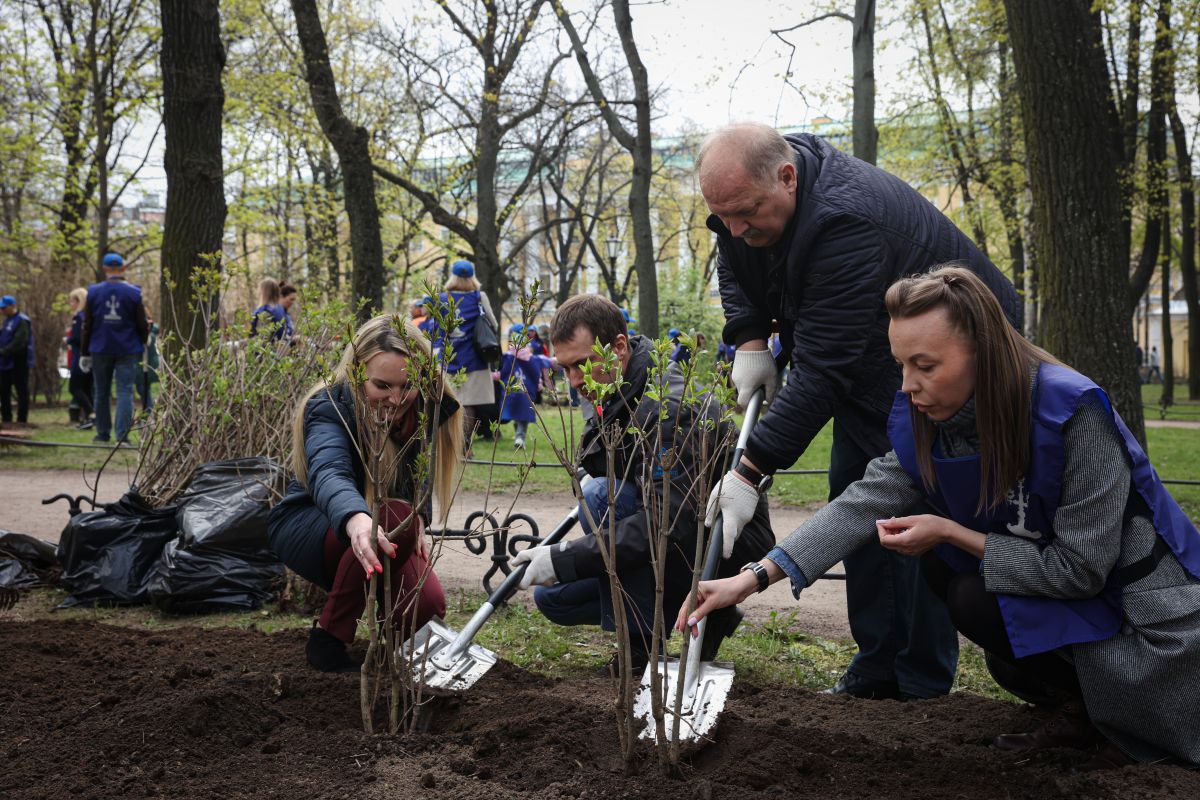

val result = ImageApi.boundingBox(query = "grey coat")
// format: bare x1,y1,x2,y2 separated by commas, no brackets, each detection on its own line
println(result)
772,396,1200,765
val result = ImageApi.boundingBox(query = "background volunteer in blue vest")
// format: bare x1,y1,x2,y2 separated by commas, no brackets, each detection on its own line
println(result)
681,266,1200,770
0,294,35,427
431,261,499,447
80,252,149,444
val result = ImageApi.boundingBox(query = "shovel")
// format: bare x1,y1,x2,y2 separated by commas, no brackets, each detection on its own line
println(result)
403,475,590,692
633,387,766,743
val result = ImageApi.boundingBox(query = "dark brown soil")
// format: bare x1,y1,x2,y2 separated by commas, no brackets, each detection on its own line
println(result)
2,620,1196,799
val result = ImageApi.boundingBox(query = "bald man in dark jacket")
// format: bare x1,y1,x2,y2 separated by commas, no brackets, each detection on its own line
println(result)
701,124,1020,700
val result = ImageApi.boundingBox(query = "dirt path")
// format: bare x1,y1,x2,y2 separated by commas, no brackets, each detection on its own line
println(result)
0,469,853,640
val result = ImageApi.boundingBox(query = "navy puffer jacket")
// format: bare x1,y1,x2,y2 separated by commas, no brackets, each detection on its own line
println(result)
714,133,1021,471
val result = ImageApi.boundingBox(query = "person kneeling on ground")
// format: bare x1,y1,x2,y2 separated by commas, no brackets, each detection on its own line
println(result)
514,294,775,677
268,315,464,672
680,266,1200,770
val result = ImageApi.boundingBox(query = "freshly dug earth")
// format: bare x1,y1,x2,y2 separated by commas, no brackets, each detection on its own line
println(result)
3,621,1195,799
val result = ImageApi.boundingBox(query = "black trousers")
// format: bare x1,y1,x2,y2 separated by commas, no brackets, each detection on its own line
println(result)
920,551,1082,705
0,362,29,423
69,368,94,417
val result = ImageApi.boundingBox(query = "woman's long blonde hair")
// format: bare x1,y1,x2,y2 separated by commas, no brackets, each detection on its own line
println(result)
445,273,481,293
259,278,281,305
69,287,88,308
291,315,463,523
885,265,1061,513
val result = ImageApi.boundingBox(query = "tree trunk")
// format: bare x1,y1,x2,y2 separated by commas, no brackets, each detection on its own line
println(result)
1161,211,1174,407
291,0,383,322
1169,106,1198,399
159,0,226,350
1128,0,1170,308
1160,0,1199,399
996,39,1025,304
851,0,877,165
1004,0,1146,445
615,0,658,338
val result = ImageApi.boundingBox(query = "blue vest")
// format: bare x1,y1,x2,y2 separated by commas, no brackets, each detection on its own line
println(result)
87,279,144,355
0,312,33,370
498,352,545,422
251,303,288,340
433,291,484,373
889,363,1200,658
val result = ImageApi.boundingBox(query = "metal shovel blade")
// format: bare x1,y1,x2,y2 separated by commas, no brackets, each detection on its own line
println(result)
403,614,498,692
634,655,735,743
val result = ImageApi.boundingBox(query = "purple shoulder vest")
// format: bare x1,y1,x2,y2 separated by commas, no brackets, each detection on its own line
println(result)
889,363,1200,658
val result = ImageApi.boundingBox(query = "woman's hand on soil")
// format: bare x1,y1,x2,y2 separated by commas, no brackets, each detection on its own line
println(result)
675,572,758,639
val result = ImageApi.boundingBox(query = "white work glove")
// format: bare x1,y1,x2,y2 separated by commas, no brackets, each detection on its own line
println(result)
512,545,558,589
730,348,780,409
705,471,762,560
79,356,92,374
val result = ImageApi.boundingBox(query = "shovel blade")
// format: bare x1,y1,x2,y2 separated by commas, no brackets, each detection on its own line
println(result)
633,657,735,743
402,617,498,692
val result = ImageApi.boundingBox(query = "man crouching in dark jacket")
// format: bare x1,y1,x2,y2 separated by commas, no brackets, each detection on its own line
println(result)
511,294,775,677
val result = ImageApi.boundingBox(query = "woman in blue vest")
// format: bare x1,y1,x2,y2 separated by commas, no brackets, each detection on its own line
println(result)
250,278,289,340
497,323,545,450
268,315,463,672
0,294,34,426
681,265,1200,769
430,261,499,446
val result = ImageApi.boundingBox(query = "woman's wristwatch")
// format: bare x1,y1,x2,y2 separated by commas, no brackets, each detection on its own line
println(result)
740,561,770,593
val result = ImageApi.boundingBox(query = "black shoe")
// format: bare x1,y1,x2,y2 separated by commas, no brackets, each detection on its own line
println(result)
595,648,650,679
821,670,902,700
699,605,744,661
306,622,360,673
76,420,95,430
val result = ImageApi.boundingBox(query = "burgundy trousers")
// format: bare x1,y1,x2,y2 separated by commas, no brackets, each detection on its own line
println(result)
318,500,446,643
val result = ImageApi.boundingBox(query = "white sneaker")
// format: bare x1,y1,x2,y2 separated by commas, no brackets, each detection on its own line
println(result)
513,436,525,450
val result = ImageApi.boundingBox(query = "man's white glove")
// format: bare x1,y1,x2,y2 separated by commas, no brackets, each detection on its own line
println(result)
78,356,92,374
512,545,558,589
730,348,780,409
705,472,761,560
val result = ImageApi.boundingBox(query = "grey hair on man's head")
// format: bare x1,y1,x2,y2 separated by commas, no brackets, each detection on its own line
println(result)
696,122,794,186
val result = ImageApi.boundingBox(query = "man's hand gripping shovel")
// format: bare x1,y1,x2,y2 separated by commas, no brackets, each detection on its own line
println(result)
633,388,766,744
402,473,591,692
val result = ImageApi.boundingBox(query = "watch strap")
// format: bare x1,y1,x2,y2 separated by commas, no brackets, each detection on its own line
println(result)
740,561,769,593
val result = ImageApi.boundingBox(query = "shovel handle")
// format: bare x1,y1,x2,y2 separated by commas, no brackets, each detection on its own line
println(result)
486,505,580,607
701,387,766,583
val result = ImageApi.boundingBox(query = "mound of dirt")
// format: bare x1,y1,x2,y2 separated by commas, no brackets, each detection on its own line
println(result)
2,621,1195,799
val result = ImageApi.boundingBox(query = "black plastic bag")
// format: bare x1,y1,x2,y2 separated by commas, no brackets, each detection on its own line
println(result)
0,531,60,589
56,492,179,607
148,457,287,613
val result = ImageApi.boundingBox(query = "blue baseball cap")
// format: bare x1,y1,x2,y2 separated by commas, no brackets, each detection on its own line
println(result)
668,328,681,339
101,252,125,268
509,323,525,335
620,308,631,322
451,260,475,278
0,295,15,308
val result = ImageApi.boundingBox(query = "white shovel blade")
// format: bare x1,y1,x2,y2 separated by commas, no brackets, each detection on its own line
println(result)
402,617,499,692
633,656,735,743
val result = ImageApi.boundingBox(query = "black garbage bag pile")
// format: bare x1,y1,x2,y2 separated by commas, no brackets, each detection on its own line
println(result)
147,457,287,613
0,531,61,589
56,457,287,611
57,492,179,607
